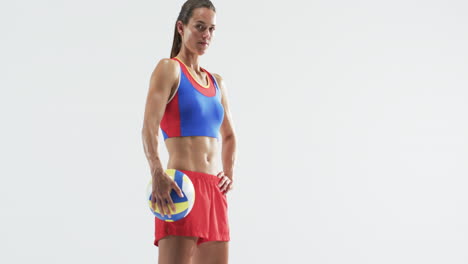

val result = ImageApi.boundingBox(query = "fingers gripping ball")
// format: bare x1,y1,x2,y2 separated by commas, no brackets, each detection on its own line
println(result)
146,169,196,222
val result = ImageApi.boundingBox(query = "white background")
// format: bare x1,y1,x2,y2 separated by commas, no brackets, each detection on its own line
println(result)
2,0,468,263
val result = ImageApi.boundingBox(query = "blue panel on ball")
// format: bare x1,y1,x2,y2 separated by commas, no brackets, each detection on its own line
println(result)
174,170,184,189
161,129,168,139
170,190,187,203
170,170,187,203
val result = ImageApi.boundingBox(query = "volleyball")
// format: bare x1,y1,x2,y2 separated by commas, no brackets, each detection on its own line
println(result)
146,169,196,222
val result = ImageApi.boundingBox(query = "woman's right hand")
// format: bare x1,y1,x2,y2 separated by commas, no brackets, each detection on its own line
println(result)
151,170,184,218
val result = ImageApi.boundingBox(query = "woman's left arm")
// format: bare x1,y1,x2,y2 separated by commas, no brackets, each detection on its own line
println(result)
214,73,237,193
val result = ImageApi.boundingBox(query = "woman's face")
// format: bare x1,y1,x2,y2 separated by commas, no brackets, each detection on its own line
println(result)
178,7,216,56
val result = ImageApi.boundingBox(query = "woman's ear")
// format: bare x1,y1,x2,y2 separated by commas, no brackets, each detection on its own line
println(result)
176,21,184,36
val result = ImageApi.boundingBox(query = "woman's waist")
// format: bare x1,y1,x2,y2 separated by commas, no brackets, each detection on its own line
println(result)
167,154,219,176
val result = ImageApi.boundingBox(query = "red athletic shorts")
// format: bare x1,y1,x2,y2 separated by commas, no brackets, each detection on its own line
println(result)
154,169,230,247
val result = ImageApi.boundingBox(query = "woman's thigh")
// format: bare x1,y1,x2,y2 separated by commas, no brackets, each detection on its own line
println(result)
158,235,199,264
193,241,229,264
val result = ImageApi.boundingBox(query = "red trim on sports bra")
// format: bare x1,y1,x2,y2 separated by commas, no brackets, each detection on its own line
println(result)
172,57,216,97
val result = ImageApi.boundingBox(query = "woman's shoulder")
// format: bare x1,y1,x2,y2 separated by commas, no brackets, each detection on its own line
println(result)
151,58,180,79
211,72,222,79
210,72,224,87
156,57,179,71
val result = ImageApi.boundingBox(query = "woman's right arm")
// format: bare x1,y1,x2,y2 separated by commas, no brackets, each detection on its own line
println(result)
141,58,178,177
141,58,183,217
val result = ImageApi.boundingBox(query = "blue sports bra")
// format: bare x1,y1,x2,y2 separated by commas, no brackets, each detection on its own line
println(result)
160,57,225,140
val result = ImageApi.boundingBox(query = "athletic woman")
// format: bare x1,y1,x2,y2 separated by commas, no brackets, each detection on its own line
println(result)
141,1,236,263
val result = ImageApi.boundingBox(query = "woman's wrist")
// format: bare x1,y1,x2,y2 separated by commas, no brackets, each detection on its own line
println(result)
151,166,165,178
223,170,234,179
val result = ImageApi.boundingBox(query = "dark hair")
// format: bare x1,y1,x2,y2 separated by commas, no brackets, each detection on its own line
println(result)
170,0,216,58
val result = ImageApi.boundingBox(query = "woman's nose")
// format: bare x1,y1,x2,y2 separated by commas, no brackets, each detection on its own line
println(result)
202,29,211,39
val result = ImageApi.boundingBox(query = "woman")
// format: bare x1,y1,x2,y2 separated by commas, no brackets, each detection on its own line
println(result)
141,0,236,263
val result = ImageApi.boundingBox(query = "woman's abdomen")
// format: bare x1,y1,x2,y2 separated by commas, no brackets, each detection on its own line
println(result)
165,136,220,175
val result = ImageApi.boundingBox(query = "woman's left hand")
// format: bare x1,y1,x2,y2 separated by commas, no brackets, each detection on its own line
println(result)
217,171,233,194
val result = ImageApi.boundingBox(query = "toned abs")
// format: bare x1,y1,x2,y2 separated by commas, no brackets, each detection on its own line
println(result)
165,136,220,175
